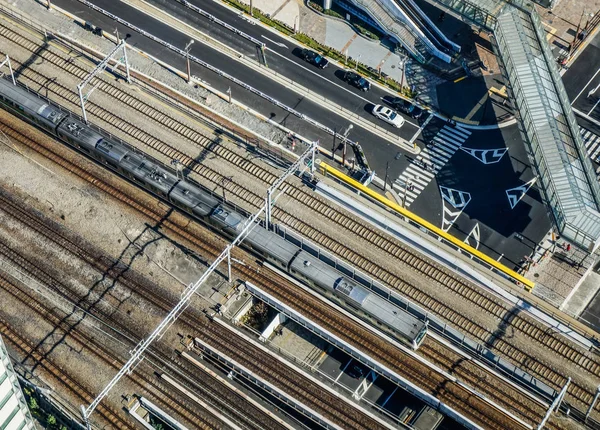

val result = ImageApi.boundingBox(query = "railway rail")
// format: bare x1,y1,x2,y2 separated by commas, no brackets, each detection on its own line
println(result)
0,177,287,429
0,102,541,428
0,114,382,430
0,7,597,424
0,270,222,430
7,28,595,419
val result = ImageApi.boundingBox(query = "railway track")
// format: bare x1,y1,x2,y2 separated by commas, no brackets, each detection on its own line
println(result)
8,29,595,417
0,104,536,429
0,316,132,429
0,11,591,424
0,114,382,429
0,182,288,428
0,270,222,430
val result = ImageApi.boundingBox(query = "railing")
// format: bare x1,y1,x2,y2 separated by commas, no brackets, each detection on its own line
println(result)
272,222,557,403
347,0,426,63
70,0,371,168
400,0,461,52
351,0,452,62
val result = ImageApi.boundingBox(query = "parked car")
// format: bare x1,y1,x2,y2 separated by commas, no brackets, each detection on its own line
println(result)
342,71,371,91
300,49,329,69
389,97,423,119
372,104,405,128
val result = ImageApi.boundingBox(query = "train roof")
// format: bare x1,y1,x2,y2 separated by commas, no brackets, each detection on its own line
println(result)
334,278,369,306
0,79,67,124
170,180,220,215
244,228,299,264
96,139,128,163
289,251,339,287
291,251,425,341
362,294,424,340
129,156,179,195
57,118,104,147
38,104,68,124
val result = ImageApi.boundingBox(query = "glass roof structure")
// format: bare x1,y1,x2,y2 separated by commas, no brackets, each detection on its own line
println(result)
424,0,600,251
493,7,600,252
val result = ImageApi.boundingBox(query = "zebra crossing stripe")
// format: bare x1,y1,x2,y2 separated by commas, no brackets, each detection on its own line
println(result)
393,125,471,207
580,127,600,163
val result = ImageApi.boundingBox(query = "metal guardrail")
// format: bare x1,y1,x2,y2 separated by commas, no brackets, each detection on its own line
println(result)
171,0,266,49
272,223,557,403
72,0,372,170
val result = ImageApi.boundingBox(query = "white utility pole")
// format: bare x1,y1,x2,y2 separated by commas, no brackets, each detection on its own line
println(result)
185,39,194,84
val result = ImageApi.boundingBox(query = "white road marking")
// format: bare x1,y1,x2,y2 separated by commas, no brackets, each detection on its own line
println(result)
393,125,471,208
572,67,600,105
580,127,600,163
265,48,420,130
440,186,472,232
459,146,508,164
261,35,288,48
464,223,481,250
506,177,537,209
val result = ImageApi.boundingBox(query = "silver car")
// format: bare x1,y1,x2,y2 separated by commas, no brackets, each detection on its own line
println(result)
372,104,405,128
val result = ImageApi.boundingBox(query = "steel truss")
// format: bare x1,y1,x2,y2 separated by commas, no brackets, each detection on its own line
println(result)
77,38,130,124
81,142,318,428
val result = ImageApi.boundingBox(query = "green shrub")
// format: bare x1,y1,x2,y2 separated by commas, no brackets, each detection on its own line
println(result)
324,9,344,19
308,1,323,12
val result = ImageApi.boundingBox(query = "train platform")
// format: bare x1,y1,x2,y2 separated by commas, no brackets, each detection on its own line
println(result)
314,160,600,348
237,281,488,430
521,231,599,312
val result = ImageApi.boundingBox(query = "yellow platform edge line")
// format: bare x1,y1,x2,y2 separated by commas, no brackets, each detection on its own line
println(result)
319,162,535,291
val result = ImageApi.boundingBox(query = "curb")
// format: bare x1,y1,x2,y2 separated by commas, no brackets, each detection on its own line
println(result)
120,0,419,153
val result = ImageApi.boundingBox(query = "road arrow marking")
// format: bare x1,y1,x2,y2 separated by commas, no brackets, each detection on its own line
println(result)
464,223,480,250
506,177,537,209
460,147,508,164
439,186,471,232
261,35,288,49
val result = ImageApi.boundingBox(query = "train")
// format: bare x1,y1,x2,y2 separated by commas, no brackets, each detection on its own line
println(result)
0,77,428,349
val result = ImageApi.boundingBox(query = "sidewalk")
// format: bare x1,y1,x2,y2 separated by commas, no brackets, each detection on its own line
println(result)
233,0,446,108
522,230,599,313
230,0,513,125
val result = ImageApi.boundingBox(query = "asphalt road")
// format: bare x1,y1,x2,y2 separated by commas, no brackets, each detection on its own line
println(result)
50,0,422,169
46,0,550,270
564,30,600,124
403,119,551,270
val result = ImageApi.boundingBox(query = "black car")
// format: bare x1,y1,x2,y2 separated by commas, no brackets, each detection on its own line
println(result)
301,49,329,69
342,71,371,91
389,97,423,119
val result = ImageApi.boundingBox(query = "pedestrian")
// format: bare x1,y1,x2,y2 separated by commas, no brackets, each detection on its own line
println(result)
566,243,571,252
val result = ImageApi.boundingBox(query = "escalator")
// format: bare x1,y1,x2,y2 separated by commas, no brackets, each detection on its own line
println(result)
394,0,461,55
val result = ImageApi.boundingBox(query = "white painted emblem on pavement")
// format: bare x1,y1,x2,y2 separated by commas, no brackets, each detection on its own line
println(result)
459,146,508,164
261,35,288,48
439,186,472,232
506,177,537,209
464,223,480,250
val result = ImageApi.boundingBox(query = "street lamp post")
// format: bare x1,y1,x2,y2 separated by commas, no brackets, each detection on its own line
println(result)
384,152,402,193
355,54,361,71
402,179,413,208
185,39,194,84
341,124,353,166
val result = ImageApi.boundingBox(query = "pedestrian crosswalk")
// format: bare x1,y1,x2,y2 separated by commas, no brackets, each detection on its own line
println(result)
580,127,600,164
394,124,471,207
